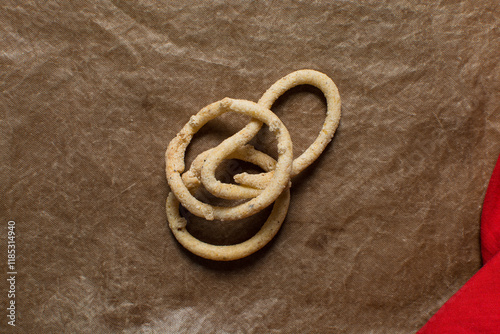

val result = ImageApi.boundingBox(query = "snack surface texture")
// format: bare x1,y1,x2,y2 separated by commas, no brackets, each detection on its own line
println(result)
165,69,341,261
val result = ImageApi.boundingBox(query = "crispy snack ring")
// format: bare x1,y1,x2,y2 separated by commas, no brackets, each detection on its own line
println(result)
167,131,286,261
166,98,293,221
200,69,341,199
181,145,276,198
166,188,290,261
165,70,341,261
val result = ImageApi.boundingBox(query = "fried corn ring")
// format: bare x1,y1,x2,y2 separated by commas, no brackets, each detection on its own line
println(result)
166,175,289,261
200,69,341,199
181,145,276,197
165,70,341,261
166,98,293,221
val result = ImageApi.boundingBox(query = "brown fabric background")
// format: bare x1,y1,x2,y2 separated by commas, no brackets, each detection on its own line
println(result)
1,1,499,333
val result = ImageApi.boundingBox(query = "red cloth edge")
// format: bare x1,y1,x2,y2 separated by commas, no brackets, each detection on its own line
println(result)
481,153,500,263
416,252,500,333
417,154,500,333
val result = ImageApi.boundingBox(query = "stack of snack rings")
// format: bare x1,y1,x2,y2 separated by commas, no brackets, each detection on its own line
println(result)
165,69,341,261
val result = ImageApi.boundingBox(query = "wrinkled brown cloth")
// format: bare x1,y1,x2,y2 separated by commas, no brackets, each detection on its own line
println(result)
1,1,499,333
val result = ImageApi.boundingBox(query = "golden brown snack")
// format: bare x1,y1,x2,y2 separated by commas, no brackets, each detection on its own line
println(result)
166,98,293,221
181,145,276,196
201,69,341,198
165,70,341,261
166,185,290,262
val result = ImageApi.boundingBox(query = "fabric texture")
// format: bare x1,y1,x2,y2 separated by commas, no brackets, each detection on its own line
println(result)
417,154,500,333
2,1,499,333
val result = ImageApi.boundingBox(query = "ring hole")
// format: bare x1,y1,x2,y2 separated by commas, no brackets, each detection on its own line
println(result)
214,159,265,185
179,204,272,246
185,112,253,168
251,84,327,159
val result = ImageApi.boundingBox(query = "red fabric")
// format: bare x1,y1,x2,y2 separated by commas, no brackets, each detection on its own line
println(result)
481,154,500,264
417,154,500,334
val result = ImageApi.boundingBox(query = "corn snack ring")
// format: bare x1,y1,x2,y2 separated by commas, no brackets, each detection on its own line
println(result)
165,98,293,221
181,144,276,197
165,70,341,261
166,187,290,261
200,69,341,199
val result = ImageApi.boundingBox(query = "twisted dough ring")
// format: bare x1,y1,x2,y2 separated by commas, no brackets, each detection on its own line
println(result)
166,98,293,221
200,69,341,200
165,70,341,261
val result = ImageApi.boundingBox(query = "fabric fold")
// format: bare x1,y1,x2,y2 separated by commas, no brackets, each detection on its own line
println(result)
417,153,500,333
